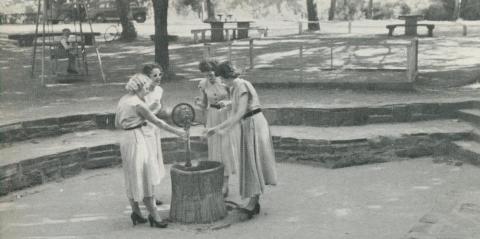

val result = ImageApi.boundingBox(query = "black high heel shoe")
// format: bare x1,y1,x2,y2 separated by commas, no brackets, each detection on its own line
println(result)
130,212,147,226
239,203,261,219
148,215,168,228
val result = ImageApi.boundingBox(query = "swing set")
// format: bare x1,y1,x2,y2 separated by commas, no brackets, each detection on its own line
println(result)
31,0,106,84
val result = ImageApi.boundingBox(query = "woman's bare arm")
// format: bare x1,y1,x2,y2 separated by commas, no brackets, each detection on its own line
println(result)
136,104,185,137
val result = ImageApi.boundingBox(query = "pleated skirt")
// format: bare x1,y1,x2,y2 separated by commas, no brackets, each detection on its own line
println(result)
239,112,277,199
120,127,164,202
206,108,239,176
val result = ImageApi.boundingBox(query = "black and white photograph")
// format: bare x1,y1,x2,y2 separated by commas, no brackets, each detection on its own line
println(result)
1,0,480,238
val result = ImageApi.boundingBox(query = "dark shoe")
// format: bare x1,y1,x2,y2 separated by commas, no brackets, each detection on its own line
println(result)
155,200,163,206
254,203,260,215
148,215,168,228
238,203,260,219
130,212,147,226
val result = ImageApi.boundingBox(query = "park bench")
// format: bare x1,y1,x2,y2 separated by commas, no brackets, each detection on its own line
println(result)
190,27,268,44
386,24,435,37
7,32,100,47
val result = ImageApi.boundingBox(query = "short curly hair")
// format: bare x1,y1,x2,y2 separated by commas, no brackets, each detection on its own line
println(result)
215,61,240,79
142,63,163,76
125,73,152,94
198,60,218,73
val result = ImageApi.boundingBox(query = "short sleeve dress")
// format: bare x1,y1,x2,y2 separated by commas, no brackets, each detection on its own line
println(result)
144,85,166,185
230,78,277,199
198,78,239,176
115,94,164,202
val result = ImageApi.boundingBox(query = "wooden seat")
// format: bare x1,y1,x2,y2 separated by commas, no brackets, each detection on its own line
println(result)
190,27,268,43
386,24,435,37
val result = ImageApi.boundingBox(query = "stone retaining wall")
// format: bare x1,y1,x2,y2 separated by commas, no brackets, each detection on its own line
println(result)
0,131,469,196
1,101,476,144
0,137,207,196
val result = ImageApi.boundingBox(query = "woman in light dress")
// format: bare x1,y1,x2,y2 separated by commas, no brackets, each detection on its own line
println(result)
205,61,277,218
115,74,185,228
194,60,239,197
142,63,167,205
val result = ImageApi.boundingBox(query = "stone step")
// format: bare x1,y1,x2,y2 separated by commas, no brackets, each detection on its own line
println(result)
458,108,480,127
452,140,480,165
2,101,477,145
0,119,474,196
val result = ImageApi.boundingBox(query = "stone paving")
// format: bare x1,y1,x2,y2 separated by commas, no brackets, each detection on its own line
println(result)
2,158,480,239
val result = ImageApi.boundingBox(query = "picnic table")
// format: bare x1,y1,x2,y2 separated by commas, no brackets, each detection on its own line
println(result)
204,19,254,42
399,15,423,36
386,15,434,37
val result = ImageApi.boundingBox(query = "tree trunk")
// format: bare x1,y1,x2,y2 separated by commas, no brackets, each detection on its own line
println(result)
152,0,170,74
366,0,373,19
452,0,461,20
170,161,227,224
328,0,336,21
306,0,320,31
116,0,137,41
205,0,216,22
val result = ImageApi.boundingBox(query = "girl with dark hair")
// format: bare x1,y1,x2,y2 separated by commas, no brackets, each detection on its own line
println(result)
194,60,239,197
205,61,277,218
142,63,167,206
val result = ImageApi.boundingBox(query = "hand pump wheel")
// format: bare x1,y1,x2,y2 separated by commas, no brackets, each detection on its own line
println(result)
171,103,200,167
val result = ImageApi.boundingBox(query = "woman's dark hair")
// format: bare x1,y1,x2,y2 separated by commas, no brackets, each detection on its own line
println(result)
142,63,163,75
198,60,218,73
215,61,240,79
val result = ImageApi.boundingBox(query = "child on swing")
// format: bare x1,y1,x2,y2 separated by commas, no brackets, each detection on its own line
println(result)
60,28,78,74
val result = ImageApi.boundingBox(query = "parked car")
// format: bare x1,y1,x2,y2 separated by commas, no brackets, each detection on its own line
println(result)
87,0,147,23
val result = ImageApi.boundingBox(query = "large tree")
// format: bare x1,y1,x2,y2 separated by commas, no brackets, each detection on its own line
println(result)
306,0,320,31
366,0,373,19
328,0,336,20
152,0,170,74
205,0,217,21
116,0,137,41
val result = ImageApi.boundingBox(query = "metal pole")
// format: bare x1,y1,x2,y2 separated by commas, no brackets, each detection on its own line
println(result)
348,21,352,34
463,24,467,36
298,22,303,35
41,0,47,86
31,0,42,77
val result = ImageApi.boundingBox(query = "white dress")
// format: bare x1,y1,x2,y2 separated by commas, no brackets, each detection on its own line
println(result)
115,94,163,202
144,86,166,184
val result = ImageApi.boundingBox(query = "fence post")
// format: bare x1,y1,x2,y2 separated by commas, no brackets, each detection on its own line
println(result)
249,39,254,69
348,21,352,34
407,38,419,82
463,25,467,36
203,43,211,59
330,47,334,70
228,42,232,62
299,45,303,81
298,21,303,35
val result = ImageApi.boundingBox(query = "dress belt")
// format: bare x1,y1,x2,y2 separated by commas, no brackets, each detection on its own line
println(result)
124,121,147,130
242,108,262,120
210,103,222,109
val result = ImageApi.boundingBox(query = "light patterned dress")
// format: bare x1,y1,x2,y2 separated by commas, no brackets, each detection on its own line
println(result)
198,78,239,176
144,85,166,186
115,94,163,202
230,78,277,199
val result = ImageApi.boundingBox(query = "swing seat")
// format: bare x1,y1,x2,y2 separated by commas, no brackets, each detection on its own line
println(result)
50,43,76,60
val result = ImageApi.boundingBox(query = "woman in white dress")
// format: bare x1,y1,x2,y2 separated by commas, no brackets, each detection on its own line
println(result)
205,61,277,219
115,74,185,228
194,60,238,197
143,63,166,205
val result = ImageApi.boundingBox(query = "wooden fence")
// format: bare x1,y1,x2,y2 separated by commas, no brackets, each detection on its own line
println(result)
203,37,419,82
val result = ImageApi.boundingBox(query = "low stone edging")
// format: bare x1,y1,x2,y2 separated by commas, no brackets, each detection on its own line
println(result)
0,130,470,196
1,101,476,144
